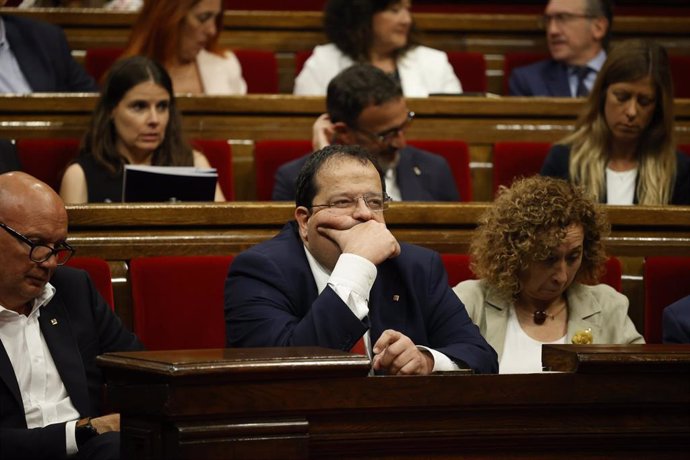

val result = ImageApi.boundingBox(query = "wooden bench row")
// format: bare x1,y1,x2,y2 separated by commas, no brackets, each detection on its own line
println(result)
3,95,690,201
65,202,690,338
4,8,690,94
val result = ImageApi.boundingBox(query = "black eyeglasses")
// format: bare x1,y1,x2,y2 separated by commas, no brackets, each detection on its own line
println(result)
538,13,594,29
355,111,415,144
311,193,392,213
0,222,74,265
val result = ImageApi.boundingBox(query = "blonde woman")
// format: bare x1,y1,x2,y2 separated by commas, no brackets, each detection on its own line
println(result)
541,39,690,205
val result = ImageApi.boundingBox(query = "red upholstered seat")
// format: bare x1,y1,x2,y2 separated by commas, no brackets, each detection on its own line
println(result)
670,55,690,98
233,49,279,94
492,141,552,197
84,47,123,84
294,50,313,77
600,256,622,293
440,254,476,287
502,52,549,95
408,139,472,201
643,256,690,343
191,139,234,200
16,138,81,192
678,145,690,156
446,51,487,93
254,139,312,201
129,256,233,350
66,257,115,310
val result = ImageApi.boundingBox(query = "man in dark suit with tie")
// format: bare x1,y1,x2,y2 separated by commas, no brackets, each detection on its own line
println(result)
0,1,98,93
226,144,497,375
508,0,612,97
0,172,142,460
272,64,460,202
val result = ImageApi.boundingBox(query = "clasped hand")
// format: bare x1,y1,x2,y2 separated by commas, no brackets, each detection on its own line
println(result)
372,330,434,375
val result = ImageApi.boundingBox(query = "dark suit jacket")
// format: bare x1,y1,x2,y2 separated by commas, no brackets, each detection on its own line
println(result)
2,15,98,92
508,59,572,97
541,144,690,205
271,145,460,201
663,295,690,344
0,267,142,460
0,139,21,173
225,222,498,374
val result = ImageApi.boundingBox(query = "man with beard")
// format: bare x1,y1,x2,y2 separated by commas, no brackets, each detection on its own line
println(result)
272,64,459,202
509,0,612,97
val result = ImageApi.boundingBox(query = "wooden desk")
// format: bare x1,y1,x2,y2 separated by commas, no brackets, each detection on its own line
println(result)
98,345,690,459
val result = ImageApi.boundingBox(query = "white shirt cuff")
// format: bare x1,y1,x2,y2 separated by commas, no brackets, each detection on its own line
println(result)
65,420,78,455
418,346,461,372
328,253,377,320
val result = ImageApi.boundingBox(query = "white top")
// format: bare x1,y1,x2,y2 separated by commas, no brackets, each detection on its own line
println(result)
606,167,637,205
294,43,462,97
0,283,81,455
499,306,566,374
196,49,247,95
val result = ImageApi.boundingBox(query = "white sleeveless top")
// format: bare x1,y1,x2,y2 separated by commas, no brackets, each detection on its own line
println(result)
606,167,637,205
499,307,566,374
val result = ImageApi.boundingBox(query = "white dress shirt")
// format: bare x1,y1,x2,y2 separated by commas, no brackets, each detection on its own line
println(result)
567,49,607,98
0,283,81,455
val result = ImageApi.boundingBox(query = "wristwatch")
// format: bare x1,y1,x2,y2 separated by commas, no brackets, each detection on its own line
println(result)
75,417,99,448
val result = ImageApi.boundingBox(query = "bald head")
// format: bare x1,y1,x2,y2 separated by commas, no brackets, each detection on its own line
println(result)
0,172,67,227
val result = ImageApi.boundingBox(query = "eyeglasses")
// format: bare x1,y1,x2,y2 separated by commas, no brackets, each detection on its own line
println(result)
538,13,594,29
311,193,392,213
0,222,74,265
355,111,415,144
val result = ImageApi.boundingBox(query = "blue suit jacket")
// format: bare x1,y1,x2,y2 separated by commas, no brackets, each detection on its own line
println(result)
508,59,571,97
2,15,98,92
225,222,498,374
541,144,690,205
663,295,690,344
272,145,460,201
0,267,142,460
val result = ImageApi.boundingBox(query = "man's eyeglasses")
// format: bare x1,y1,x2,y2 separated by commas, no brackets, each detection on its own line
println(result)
311,193,392,213
538,13,594,29
0,222,74,265
355,111,415,144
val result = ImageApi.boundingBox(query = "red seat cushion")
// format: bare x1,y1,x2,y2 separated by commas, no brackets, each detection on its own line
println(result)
408,139,472,201
440,254,476,287
492,142,552,197
233,49,279,94
644,256,690,343
502,52,549,95
191,139,234,200
447,51,487,93
16,138,81,192
66,257,115,310
254,140,312,200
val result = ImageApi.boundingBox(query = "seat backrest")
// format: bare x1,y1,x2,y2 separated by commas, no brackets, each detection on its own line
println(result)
294,50,313,77
440,253,476,287
408,139,472,201
446,51,487,93
16,138,81,192
65,257,115,309
233,49,279,94
492,141,551,197
643,256,690,343
600,256,622,292
129,255,233,350
191,139,234,200
669,55,690,98
254,139,312,200
84,47,123,84
678,144,690,156
502,52,549,95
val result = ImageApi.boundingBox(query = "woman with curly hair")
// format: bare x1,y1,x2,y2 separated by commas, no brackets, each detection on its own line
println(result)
453,176,643,374
541,39,690,205
59,56,225,203
294,0,461,97
121,0,246,95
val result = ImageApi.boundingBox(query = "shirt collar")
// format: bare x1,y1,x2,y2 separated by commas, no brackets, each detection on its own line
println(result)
0,282,56,318
303,244,331,294
568,49,607,75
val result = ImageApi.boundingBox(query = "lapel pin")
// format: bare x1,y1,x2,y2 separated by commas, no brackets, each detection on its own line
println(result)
392,295,400,302
413,166,421,176
50,318,58,326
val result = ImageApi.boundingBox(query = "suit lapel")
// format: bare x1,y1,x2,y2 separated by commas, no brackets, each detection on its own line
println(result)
565,284,601,343
38,296,91,415
483,289,510,361
395,149,430,201
0,340,23,409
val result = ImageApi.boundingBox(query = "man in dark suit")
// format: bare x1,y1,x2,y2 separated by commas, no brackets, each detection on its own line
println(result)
272,64,460,202
0,139,20,173
508,0,612,97
663,296,690,344
0,3,98,93
0,172,142,460
227,145,497,375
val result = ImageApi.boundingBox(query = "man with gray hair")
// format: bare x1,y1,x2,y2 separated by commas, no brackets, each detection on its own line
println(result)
509,0,613,97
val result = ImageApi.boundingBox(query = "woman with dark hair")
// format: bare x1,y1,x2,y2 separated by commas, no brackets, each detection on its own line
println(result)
121,0,246,95
294,0,461,97
541,39,690,205
59,56,225,203
453,176,643,374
